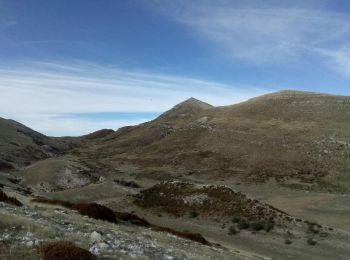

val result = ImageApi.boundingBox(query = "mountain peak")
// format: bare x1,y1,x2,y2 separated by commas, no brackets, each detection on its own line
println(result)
175,97,214,110
157,98,213,120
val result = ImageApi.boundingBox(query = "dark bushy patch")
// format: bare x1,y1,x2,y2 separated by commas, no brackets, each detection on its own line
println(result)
151,226,211,246
32,197,73,208
250,221,264,231
264,222,274,232
0,190,22,206
238,220,250,229
39,242,94,260
31,197,212,246
190,211,199,218
231,216,241,223
114,212,150,227
307,238,317,246
7,177,20,184
285,239,292,245
72,203,117,223
228,226,239,235
114,179,142,188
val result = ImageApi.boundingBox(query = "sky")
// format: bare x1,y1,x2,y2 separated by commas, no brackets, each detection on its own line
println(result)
1,0,350,136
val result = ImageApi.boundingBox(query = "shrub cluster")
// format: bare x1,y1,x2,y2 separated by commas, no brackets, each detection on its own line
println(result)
71,203,117,223
38,242,94,260
231,217,274,233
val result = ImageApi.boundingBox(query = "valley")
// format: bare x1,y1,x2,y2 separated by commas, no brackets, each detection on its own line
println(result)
1,90,350,259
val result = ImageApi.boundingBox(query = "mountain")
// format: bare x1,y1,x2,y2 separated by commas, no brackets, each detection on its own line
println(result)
79,90,350,191
2,90,350,259
0,117,77,170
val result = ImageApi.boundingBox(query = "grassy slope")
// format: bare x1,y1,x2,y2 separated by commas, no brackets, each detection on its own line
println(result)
0,117,77,169
78,90,350,191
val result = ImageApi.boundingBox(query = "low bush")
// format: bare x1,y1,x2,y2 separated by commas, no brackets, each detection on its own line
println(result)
190,211,199,218
238,220,250,229
114,179,142,188
72,203,117,223
307,238,317,246
250,221,264,231
285,239,292,245
231,216,241,223
38,242,94,260
152,226,211,246
0,190,22,206
114,212,150,227
228,226,239,235
264,222,274,232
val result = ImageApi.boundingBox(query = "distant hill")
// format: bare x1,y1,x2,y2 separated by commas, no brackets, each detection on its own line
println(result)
0,117,77,170
79,90,350,191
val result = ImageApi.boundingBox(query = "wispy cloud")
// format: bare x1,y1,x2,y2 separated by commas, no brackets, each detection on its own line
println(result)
0,61,268,136
154,1,350,76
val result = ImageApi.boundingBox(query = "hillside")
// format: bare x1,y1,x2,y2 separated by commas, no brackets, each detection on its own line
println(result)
0,117,77,170
79,90,350,192
2,90,350,259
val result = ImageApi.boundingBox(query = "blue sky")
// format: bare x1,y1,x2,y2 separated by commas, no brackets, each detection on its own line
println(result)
1,0,350,136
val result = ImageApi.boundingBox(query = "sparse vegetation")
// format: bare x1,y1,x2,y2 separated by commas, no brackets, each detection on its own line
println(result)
285,239,292,245
136,182,287,224
231,216,241,223
190,211,199,218
0,190,22,206
238,220,250,230
250,221,264,231
228,226,239,235
307,238,317,246
114,179,142,188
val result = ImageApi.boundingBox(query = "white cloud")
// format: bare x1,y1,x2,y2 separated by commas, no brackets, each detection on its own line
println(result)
0,61,268,136
154,1,350,75
313,47,350,78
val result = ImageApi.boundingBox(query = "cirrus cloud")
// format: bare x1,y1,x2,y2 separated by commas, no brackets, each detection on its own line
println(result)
0,61,269,136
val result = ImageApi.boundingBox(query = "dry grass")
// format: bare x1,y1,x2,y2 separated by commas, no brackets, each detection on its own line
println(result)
31,197,212,246
0,190,22,206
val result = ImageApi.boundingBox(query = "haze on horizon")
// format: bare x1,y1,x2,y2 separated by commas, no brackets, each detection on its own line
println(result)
1,0,350,136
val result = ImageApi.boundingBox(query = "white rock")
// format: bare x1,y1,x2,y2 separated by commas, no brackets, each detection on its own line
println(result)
90,231,103,242
26,241,34,247
97,242,109,250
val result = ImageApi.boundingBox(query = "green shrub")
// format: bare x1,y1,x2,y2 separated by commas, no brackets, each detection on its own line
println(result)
264,222,274,232
238,220,250,229
250,221,264,231
231,216,241,223
190,211,199,218
228,226,239,235
285,239,292,245
307,238,317,246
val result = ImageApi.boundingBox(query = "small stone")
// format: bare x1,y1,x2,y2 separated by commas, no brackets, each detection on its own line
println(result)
26,241,34,247
90,231,103,242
